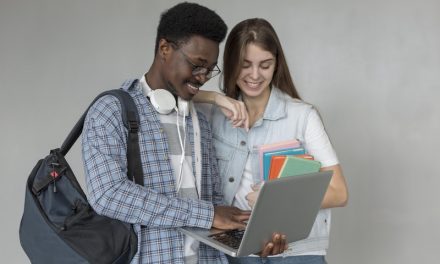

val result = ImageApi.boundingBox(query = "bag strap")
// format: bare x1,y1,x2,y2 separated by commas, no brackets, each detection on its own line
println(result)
59,82,144,185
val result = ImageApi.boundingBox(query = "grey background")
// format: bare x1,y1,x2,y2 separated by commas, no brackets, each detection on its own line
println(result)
1,0,439,263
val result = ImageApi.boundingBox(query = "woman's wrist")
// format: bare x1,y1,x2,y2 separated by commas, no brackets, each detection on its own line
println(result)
194,90,218,104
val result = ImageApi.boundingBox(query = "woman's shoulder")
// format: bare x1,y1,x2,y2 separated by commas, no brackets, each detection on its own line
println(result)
274,88,314,111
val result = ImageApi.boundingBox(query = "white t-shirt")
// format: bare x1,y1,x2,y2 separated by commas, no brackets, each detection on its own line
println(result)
232,109,338,256
233,109,339,211
139,76,201,264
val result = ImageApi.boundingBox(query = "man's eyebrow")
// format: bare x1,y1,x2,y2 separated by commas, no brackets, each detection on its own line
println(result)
194,57,218,67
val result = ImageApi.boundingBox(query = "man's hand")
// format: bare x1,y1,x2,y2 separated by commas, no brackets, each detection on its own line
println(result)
212,206,251,230
259,233,288,257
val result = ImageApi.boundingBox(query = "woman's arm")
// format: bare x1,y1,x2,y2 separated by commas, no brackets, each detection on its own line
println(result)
303,108,349,209
194,90,249,130
320,164,348,208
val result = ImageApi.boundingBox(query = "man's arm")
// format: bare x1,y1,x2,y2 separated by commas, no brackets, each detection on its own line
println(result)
82,96,214,229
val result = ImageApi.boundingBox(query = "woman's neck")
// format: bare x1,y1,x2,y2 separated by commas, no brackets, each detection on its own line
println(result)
242,88,271,128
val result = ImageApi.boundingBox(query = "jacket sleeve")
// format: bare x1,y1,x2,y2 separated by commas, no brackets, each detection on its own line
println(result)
81,95,214,229
210,141,224,206
200,113,224,206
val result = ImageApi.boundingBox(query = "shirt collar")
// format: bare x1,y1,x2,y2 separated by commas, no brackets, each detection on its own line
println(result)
139,74,152,97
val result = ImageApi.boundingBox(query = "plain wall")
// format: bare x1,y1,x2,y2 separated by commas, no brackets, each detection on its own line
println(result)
1,0,439,263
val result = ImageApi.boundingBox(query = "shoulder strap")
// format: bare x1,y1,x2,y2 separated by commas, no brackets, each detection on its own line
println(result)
59,82,144,185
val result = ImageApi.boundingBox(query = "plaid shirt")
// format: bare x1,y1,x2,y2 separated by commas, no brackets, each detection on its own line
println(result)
82,80,227,263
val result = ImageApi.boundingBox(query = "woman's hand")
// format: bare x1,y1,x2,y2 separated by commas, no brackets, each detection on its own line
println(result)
259,233,288,257
245,182,263,208
213,93,249,131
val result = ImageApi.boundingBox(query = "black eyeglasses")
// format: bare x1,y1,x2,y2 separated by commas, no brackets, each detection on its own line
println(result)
167,40,221,79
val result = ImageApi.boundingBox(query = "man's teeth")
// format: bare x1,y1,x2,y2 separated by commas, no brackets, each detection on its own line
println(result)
188,83,200,90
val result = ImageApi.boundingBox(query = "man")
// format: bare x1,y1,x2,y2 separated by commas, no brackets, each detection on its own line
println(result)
82,2,251,264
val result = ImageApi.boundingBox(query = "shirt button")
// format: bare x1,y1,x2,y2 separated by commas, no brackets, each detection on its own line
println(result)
228,177,235,182
240,141,246,146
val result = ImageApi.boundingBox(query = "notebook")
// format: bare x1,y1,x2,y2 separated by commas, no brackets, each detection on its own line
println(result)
278,156,321,178
258,140,301,180
179,171,332,257
262,148,305,180
268,154,314,180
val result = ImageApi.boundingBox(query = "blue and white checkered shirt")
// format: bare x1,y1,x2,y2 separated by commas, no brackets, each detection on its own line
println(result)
82,80,227,263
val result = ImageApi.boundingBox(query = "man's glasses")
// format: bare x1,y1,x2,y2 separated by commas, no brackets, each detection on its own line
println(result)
168,40,221,79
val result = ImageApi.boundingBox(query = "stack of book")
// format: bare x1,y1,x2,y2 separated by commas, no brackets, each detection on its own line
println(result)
258,139,321,181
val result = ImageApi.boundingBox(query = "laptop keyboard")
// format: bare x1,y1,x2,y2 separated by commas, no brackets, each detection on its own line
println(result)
209,229,245,249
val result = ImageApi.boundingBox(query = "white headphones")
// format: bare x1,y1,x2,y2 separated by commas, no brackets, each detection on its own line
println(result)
148,88,189,116
149,89,176,115
141,75,190,192
141,74,189,116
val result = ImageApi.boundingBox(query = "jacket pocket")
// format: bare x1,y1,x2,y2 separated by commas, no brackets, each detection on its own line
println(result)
213,137,234,178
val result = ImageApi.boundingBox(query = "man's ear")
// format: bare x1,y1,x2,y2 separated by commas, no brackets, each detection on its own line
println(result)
157,38,173,61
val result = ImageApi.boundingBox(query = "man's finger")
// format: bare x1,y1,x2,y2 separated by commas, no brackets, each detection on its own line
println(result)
233,211,251,221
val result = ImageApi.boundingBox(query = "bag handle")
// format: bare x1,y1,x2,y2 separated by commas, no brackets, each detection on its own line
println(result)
59,82,144,185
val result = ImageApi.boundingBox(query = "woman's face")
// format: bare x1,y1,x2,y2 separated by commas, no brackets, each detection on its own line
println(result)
236,43,276,99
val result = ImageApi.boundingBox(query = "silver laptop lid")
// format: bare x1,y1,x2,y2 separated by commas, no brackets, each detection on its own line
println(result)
237,171,332,256
179,171,332,257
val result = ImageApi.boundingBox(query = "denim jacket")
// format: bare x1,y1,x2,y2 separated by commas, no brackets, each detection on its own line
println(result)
209,87,331,255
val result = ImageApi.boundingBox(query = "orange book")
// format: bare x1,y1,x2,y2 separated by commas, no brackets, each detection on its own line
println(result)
268,156,286,180
258,139,301,180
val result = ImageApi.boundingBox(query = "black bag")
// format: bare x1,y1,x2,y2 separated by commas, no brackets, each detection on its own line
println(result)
19,88,143,264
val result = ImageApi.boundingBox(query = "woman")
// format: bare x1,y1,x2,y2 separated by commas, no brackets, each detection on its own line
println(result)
195,18,348,264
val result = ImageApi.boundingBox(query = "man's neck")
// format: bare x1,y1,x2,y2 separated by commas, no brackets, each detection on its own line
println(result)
144,71,159,90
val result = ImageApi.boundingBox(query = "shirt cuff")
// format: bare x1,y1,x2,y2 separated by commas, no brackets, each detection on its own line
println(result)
184,199,215,229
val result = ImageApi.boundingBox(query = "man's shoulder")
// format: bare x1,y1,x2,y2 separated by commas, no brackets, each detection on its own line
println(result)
88,94,124,119
88,80,144,117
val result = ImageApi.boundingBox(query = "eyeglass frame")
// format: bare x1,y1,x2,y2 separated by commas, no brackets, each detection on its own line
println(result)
166,39,221,79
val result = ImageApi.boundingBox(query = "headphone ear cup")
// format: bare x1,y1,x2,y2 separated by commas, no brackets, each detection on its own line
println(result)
149,89,176,115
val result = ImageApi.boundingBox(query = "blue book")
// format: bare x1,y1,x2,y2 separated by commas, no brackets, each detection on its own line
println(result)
262,147,305,180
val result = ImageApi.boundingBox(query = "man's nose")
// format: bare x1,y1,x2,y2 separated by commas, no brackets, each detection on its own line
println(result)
194,74,208,85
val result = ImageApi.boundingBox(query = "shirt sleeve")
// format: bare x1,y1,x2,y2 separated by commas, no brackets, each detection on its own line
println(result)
304,108,339,168
81,96,214,229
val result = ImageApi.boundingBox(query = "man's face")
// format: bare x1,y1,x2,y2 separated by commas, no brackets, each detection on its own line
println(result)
160,35,219,101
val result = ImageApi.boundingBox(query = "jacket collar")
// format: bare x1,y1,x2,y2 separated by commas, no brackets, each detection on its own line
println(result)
261,87,287,121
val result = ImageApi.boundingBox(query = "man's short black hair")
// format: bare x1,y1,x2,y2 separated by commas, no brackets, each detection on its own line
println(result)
155,2,227,54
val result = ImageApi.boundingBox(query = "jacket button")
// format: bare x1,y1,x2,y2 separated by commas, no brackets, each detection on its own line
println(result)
228,177,234,182
240,141,246,146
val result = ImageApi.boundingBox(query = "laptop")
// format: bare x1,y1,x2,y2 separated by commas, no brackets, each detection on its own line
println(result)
179,171,332,257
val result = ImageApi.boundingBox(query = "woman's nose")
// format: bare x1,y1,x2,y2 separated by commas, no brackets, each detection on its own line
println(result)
250,66,259,79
